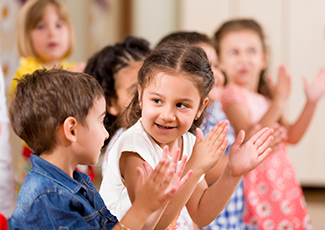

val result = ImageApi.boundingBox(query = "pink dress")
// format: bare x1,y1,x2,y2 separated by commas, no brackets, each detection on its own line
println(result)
221,83,313,230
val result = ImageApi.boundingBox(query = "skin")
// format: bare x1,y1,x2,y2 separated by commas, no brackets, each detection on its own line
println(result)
219,29,325,146
108,61,143,117
31,4,70,68
40,95,191,230
120,72,274,229
197,43,225,102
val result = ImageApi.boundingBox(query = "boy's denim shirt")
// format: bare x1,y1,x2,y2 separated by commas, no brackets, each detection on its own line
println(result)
12,154,118,230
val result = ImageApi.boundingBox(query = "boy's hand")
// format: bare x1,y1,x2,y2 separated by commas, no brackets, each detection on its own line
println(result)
303,67,325,104
190,120,229,175
228,128,274,177
133,146,192,213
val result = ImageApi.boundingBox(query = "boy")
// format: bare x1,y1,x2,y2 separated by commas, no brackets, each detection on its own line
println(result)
9,68,191,230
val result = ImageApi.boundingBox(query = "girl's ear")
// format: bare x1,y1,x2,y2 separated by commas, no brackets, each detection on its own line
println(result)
196,97,209,119
107,102,119,116
137,84,142,103
63,117,78,143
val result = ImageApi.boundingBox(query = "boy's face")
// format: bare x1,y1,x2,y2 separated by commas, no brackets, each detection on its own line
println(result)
75,96,108,165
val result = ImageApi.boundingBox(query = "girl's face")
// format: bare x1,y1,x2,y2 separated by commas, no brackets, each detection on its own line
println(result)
108,61,143,116
218,30,267,91
31,4,70,66
197,43,225,102
140,72,207,150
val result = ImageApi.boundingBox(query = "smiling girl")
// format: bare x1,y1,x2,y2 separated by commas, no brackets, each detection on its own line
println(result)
99,41,274,229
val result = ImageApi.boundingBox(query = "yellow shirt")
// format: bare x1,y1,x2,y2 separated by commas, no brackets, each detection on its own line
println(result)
9,57,76,98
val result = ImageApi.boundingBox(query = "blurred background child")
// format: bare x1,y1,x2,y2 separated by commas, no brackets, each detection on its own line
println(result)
9,0,88,191
84,35,150,176
216,18,325,229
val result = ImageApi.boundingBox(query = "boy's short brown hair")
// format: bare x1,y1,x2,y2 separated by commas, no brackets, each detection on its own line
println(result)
9,68,104,156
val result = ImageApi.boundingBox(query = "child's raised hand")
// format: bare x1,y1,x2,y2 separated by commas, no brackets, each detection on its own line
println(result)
190,120,229,175
303,67,325,104
269,123,287,152
133,146,192,213
228,128,274,177
274,65,291,103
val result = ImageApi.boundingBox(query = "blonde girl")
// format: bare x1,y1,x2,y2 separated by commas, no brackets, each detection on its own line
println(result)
99,41,274,229
11,0,87,190
216,19,325,229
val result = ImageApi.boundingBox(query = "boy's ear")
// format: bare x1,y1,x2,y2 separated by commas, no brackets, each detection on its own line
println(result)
196,97,209,119
63,117,78,143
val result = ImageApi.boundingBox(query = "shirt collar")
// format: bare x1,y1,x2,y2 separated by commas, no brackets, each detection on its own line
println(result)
30,154,90,194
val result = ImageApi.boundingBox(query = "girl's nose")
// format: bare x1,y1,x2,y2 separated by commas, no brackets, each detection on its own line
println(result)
160,106,176,122
104,128,109,140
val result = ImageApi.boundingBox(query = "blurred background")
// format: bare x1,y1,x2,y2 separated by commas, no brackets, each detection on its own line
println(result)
1,0,325,227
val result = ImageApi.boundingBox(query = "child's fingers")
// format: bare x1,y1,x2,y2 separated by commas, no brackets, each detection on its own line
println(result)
136,167,145,186
257,136,274,155
142,162,153,179
255,147,272,166
249,127,271,144
195,128,204,144
232,130,245,147
253,128,274,148
211,126,229,150
204,120,225,142
169,148,180,173
175,155,188,178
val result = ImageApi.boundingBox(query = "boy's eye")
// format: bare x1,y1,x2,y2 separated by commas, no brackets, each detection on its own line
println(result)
176,103,187,109
153,99,162,104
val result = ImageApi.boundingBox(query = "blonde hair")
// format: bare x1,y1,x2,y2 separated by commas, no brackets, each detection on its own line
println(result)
16,0,74,59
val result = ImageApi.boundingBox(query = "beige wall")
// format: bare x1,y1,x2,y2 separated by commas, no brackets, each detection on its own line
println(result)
1,0,325,186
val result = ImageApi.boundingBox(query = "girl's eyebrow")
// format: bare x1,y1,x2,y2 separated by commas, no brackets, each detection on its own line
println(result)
149,91,194,103
99,111,106,118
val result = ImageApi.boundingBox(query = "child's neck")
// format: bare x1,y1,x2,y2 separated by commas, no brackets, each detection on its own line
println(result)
40,149,77,178
40,59,62,69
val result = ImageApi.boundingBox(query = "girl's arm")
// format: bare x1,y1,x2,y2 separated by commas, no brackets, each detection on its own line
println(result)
282,67,325,144
225,65,290,137
121,121,230,229
119,146,191,230
186,128,273,227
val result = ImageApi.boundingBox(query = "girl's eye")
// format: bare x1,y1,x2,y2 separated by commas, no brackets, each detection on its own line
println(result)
229,50,238,56
176,103,187,109
36,24,45,30
247,48,255,55
153,99,162,104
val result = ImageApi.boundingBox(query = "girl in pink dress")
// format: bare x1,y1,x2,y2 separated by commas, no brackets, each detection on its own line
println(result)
215,19,325,230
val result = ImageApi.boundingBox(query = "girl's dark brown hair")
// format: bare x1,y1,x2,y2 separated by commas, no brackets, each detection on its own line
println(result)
125,41,214,134
214,19,272,99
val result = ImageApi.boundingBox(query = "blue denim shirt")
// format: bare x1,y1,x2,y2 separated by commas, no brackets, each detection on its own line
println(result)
12,154,118,230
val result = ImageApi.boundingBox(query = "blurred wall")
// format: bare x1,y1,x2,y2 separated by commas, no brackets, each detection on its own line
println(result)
1,0,325,187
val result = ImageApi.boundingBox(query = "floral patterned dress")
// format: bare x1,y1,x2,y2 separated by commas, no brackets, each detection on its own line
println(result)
221,83,313,230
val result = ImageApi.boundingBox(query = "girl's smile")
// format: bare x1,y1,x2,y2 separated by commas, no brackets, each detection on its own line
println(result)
140,72,206,153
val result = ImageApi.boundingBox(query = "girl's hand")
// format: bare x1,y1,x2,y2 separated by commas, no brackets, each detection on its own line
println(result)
228,127,274,177
190,120,229,175
303,67,325,104
269,123,287,152
274,65,291,104
68,62,86,73
133,146,192,213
